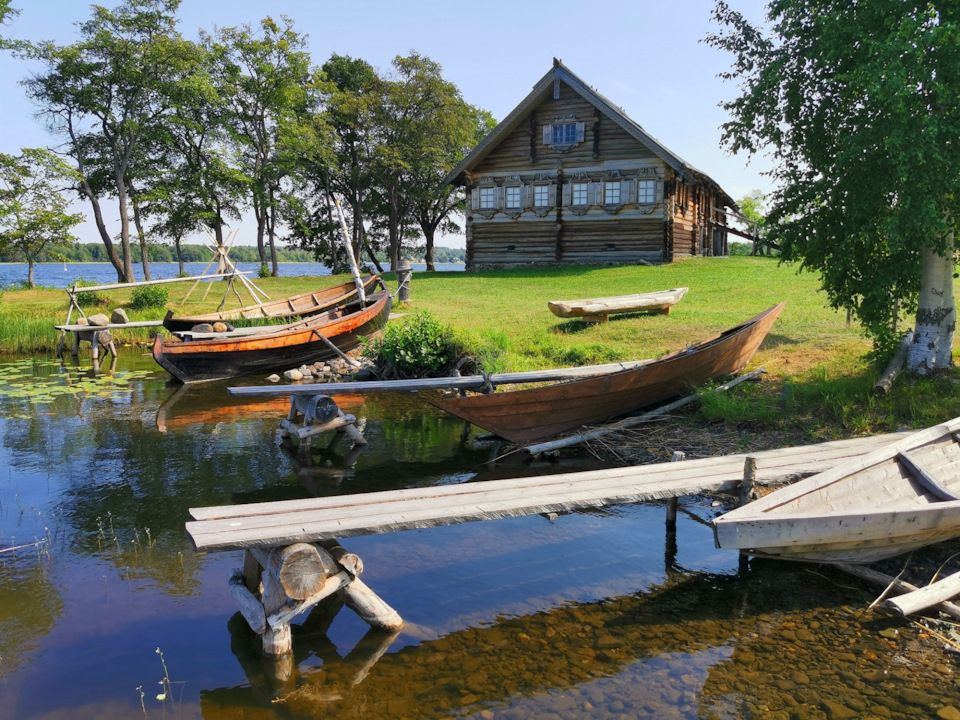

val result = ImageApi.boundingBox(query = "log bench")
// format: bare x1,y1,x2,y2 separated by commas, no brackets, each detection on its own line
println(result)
186,429,906,660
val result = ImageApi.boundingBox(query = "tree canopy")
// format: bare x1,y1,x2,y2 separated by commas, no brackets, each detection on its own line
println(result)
4,2,484,282
707,1,960,369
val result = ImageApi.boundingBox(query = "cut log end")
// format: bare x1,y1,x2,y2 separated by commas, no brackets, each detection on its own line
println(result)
277,543,338,600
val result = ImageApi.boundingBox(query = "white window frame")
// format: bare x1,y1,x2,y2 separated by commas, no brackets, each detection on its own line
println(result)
505,185,522,209
479,187,496,210
604,181,621,205
637,179,656,204
551,123,578,145
533,185,550,208
571,182,589,206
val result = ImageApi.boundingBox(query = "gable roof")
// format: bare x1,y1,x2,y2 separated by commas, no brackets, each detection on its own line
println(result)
445,59,737,210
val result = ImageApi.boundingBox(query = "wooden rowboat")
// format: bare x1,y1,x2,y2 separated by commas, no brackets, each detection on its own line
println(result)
153,281,391,384
713,417,960,564
162,275,382,333
432,303,784,445
548,287,689,321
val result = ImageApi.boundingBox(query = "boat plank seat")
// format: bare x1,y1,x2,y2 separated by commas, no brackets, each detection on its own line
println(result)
173,323,290,339
899,450,960,502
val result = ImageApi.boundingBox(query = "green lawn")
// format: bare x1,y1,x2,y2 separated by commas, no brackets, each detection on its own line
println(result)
3,256,959,437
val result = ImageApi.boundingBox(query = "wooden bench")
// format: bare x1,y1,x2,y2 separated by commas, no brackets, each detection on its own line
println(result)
186,430,905,659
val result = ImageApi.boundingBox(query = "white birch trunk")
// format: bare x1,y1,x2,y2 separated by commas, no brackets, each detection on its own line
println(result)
908,229,956,375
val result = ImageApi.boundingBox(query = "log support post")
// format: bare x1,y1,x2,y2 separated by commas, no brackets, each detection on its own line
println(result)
665,451,685,531
279,394,367,460
740,456,758,506
231,539,403,660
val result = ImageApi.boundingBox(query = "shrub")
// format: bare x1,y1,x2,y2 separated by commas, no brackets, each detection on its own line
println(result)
73,278,105,308
258,264,271,279
130,284,169,310
364,311,459,378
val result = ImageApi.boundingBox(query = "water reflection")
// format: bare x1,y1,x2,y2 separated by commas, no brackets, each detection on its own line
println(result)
0,353,958,719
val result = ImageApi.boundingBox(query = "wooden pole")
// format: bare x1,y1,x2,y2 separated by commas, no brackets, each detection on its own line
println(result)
740,456,758,505
885,570,960,617
666,451,684,530
834,563,960,621
333,197,366,306
874,331,914,395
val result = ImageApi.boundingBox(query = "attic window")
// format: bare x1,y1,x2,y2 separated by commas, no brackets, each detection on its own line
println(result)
542,119,585,153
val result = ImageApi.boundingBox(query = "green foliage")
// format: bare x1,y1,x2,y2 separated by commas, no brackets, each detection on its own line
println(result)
364,311,459,378
130,285,168,310
706,0,960,355
73,279,105,308
258,264,271,278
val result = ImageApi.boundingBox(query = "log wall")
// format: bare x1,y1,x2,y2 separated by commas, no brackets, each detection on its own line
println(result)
463,80,729,269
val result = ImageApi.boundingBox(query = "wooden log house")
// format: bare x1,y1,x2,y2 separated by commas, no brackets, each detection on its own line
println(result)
445,59,738,269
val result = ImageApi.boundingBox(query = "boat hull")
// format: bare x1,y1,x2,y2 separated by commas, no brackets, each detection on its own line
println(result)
548,287,689,318
153,290,391,384
433,303,784,444
163,275,381,332
713,417,960,564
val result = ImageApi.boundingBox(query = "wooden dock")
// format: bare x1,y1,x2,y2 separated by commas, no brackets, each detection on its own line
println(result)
187,431,904,552
186,430,906,659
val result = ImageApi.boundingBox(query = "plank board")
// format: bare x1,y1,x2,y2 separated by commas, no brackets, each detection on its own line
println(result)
187,431,906,552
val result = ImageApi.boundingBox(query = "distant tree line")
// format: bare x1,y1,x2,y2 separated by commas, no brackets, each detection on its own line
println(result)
0,241,465,265
0,0,490,286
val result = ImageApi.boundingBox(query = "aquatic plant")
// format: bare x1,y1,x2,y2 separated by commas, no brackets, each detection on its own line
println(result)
364,311,460,378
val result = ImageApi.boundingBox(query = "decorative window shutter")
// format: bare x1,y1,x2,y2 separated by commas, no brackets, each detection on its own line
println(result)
548,184,557,207
470,189,479,211
589,182,599,206
522,185,533,209
575,122,585,143
622,179,635,204
657,179,664,203
496,186,505,210
542,125,553,144
561,184,572,206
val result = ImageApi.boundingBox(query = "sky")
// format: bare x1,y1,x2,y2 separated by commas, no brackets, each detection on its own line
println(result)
0,0,774,249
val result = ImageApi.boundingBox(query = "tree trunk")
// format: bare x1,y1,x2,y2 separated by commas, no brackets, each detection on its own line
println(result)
254,193,268,270
268,192,279,277
115,175,135,283
174,236,184,276
132,199,151,281
27,258,35,288
422,221,437,272
908,230,955,374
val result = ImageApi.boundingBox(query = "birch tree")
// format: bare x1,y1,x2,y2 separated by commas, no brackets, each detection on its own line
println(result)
707,1,960,372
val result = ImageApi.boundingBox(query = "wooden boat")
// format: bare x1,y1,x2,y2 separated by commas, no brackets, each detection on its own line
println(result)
162,275,382,333
548,287,689,321
713,417,960,564
432,303,784,445
153,281,391,384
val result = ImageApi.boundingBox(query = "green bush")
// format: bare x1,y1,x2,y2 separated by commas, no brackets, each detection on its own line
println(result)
130,285,169,310
364,311,459,378
73,278,105,308
258,264,271,279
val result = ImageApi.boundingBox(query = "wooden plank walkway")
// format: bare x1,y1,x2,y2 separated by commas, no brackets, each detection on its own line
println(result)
187,431,906,552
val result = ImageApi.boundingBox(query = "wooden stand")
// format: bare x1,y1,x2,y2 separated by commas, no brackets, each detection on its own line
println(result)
230,540,403,658
279,394,367,459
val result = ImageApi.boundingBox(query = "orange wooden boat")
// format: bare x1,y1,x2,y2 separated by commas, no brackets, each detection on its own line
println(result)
432,303,784,444
162,275,382,333
153,282,391,384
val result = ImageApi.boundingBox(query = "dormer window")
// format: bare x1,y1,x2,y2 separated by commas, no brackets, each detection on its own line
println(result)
552,123,579,145
542,118,585,153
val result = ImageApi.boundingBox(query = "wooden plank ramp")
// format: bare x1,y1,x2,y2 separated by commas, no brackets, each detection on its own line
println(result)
187,431,906,552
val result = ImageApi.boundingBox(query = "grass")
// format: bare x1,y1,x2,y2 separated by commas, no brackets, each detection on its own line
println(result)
3,256,960,437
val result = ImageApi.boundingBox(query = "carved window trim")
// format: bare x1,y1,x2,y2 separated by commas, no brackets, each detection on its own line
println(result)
542,116,585,154
531,173,555,217
601,171,624,215
635,167,664,214
473,176,501,219
503,175,524,219
564,171,593,216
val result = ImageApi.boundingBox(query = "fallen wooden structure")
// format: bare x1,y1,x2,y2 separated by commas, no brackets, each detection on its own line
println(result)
548,286,689,323
186,429,904,659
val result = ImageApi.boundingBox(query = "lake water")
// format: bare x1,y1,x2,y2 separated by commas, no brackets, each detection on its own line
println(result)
0,261,464,290
0,352,957,719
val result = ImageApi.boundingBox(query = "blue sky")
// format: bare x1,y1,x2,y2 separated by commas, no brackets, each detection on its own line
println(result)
0,0,773,248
